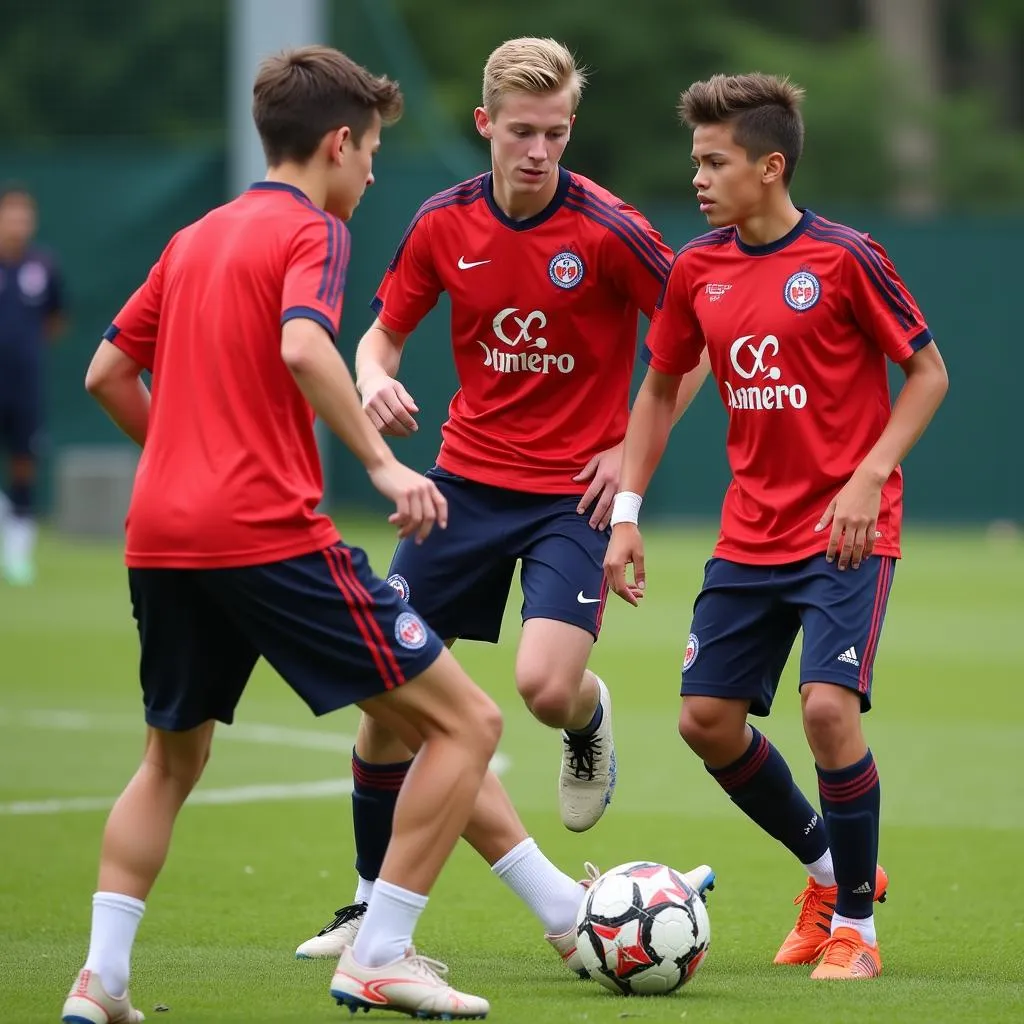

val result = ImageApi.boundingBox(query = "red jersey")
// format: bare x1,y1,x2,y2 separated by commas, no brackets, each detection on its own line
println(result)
105,181,349,568
373,167,672,493
644,210,932,564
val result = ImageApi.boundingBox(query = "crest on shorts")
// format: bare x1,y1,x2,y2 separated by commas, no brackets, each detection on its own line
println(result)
395,611,428,651
386,573,410,601
548,251,584,290
784,269,820,311
683,633,699,672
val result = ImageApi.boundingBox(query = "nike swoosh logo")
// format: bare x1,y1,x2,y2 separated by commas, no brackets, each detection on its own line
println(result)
457,257,491,270
577,591,601,604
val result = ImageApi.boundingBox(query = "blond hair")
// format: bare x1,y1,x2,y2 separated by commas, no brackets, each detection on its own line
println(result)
482,37,587,116
679,73,806,185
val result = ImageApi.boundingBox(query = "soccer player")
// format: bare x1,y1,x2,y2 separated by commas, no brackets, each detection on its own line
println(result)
0,184,66,586
604,73,948,980
60,46,502,1024
295,37,712,966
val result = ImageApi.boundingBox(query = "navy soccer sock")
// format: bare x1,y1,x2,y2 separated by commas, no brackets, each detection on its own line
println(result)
707,727,828,865
816,750,880,920
9,479,34,517
351,751,413,886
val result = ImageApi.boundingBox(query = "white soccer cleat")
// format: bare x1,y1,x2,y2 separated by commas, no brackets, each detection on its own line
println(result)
559,678,616,832
330,946,489,1019
545,862,601,978
681,864,717,903
61,969,145,1023
295,901,367,959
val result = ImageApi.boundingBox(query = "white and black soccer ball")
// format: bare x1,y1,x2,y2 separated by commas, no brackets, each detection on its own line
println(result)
575,861,711,995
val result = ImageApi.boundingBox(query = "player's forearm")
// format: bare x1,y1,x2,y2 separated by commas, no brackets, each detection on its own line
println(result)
673,349,711,424
857,349,949,485
284,325,394,472
621,370,681,495
89,378,150,448
355,321,406,394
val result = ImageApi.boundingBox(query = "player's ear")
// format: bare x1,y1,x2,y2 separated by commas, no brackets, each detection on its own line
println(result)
473,106,492,140
330,126,352,164
762,152,786,186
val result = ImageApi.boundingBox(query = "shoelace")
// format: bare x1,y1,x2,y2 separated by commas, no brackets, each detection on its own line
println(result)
563,732,602,781
791,883,834,934
817,931,861,967
581,862,601,887
405,952,450,983
317,901,367,936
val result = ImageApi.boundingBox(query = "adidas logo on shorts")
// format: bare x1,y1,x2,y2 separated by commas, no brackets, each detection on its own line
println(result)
837,646,860,667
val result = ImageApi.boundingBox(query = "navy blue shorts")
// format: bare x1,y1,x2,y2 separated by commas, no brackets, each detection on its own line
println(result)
128,542,444,731
384,467,610,643
0,392,40,457
681,554,896,715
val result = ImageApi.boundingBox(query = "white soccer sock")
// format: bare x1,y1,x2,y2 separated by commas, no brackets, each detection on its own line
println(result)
803,848,836,888
491,837,585,936
354,875,375,905
3,515,36,566
832,911,876,946
351,879,427,968
82,891,146,997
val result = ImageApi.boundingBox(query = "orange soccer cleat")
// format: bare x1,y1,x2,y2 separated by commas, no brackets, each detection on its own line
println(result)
810,927,882,979
772,864,888,966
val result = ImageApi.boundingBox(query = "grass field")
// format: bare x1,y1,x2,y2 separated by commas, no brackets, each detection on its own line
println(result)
1,522,1022,1023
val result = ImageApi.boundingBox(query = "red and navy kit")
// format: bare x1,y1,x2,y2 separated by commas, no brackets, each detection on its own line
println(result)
374,168,672,641
644,210,932,709
106,181,442,728
0,246,64,456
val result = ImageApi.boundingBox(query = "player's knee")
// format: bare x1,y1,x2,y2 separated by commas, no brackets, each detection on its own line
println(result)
677,700,739,761
801,686,855,755
144,727,213,791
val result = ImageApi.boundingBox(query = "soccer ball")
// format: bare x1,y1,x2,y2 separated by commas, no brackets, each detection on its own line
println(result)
575,861,711,995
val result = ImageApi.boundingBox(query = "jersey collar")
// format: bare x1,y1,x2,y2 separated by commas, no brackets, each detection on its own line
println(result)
734,208,816,256
247,181,312,202
483,165,571,231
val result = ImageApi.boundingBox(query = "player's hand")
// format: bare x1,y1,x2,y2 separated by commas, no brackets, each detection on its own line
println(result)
368,459,448,543
815,469,883,570
574,442,623,530
603,523,646,606
360,374,420,437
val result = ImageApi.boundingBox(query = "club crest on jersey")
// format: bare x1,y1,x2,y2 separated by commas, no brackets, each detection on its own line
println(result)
684,633,699,672
395,611,428,650
784,269,820,311
548,251,584,289
386,573,410,601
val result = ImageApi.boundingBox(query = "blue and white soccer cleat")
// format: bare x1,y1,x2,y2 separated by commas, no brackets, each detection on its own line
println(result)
61,969,145,1023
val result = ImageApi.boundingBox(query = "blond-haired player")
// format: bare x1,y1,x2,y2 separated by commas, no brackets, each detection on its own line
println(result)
295,37,713,970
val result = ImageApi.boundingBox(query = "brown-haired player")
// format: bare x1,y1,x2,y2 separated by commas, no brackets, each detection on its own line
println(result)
605,72,948,980
61,46,499,1022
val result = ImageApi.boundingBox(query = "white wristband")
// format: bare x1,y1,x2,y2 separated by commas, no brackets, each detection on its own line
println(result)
610,491,643,526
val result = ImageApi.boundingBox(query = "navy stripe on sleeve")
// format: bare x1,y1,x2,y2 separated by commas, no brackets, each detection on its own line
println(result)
807,223,915,330
282,305,337,340
566,184,670,277
103,324,120,341
385,177,486,272
564,196,670,282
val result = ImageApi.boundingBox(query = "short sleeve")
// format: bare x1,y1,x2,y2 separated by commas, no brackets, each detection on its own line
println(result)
281,215,351,340
601,204,674,319
103,257,163,372
370,214,443,334
842,235,932,363
641,252,705,375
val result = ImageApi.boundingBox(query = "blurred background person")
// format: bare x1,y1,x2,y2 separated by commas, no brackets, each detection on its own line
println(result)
0,184,66,586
